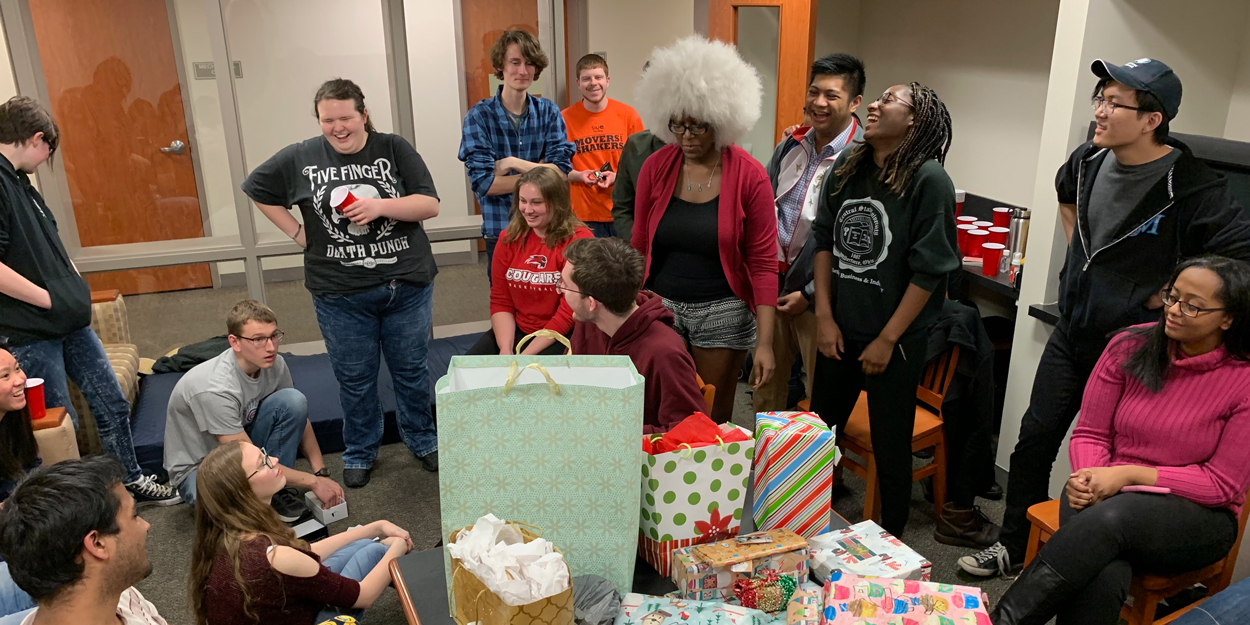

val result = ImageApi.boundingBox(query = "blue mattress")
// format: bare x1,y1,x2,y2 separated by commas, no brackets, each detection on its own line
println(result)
132,332,482,477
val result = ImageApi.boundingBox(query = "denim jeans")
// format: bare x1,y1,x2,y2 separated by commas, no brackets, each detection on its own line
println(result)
585,221,617,238
313,539,389,623
177,388,309,506
1172,576,1250,624
0,562,34,623
10,326,142,482
313,281,437,469
484,237,499,286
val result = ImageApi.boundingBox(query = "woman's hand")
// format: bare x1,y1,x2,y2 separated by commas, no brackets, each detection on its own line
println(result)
816,315,843,359
341,197,388,226
1077,467,1132,506
380,535,413,555
1066,472,1094,511
373,520,410,541
750,345,775,390
859,336,896,376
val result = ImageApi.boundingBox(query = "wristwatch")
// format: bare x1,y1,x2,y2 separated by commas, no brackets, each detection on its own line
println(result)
314,467,331,478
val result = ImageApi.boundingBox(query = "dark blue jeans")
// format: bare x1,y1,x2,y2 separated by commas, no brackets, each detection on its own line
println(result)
312,281,437,469
11,326,142,482
586,221,617,238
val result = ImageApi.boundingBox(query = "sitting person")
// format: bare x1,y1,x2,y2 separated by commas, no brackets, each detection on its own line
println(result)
466,166,593,356
164,299,342,521
0,343,38,621
0,456,169,625
563,237,707,432
992,256,1250,625
192,441,413,625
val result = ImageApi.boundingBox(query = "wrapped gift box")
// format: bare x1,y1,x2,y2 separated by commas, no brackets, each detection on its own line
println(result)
787,588,822,625
821,571,990,624
809,520,931,582
753,412,838,538
672,530,809,602
617,584,823,625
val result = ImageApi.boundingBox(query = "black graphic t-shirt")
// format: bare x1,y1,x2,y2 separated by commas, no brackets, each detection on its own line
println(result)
242,132,439,295
813,155,959,342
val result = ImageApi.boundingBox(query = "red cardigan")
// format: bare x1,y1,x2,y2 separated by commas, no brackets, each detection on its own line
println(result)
631,144,778,311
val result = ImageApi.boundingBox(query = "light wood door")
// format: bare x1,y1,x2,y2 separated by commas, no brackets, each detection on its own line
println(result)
28,0,211,295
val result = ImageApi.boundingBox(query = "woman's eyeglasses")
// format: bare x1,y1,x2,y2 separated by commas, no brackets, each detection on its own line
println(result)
876,91,913,108
1160,290,1225,318
247,448,275,480
669,121,711,136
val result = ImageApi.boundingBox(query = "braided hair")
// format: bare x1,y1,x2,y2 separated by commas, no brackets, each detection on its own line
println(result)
835,82,952,197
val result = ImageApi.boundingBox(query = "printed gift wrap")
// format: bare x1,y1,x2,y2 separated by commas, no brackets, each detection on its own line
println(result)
821,571,990,625
809,520,932,582
752,413,839,537
787,589,822,625
615,594,775,625
672,530,810,602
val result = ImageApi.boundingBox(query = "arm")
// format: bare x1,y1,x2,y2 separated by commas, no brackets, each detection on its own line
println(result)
1059,203,1076,245
1068,337,1132,472
253,201,306,248
542,104,576,174
300,421,325,474
1183,185,1250,263
1152,394,1250,508
308,519,408,558
341,193,439,225
489,239,519,353
612,141,640,246
490,313,518,355
459,108,506,199
740,163,780,388
0,261,51,308
487,173,522,196
655,355,709,433
631,155,659,255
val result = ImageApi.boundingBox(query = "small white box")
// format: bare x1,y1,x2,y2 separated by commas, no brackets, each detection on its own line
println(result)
305,491,349,525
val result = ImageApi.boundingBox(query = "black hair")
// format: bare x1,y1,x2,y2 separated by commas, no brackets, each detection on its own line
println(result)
0,341,37,483
810,53,866,99
835,82,953,197
0,456,127,602
313,78,376,133
0,96,58,160
1121,256,1250,392
1093,77,1169,146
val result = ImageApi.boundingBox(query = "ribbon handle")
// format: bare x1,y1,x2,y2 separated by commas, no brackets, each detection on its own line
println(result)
514,329,573,355
503,361,561,395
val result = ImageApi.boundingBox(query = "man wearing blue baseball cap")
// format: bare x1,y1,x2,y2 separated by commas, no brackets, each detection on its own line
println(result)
959,58,1250,588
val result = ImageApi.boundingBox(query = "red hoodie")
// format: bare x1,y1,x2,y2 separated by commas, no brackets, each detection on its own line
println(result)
491,227,594,335
572,292,708,433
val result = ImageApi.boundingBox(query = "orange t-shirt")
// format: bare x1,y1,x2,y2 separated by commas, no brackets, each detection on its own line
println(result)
561,99,645,223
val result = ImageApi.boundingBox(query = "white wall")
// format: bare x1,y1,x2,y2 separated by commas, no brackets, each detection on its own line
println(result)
815,0,860,58
736,6,779,164
586,0,695,111
1222,9,1250,142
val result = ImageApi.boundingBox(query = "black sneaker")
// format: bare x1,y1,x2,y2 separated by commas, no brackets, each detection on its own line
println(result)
418,451,438,473
957,541,1022,578
343,468,371,488
126,475,181,508
272,488,310,524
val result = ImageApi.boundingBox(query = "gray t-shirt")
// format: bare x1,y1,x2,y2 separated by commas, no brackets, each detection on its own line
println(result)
163,349,293,487
1087,148,1180,249
506,100,528,131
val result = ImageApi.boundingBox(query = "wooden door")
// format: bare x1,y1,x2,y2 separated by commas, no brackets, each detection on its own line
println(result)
28,0,212,295
709,0,817,145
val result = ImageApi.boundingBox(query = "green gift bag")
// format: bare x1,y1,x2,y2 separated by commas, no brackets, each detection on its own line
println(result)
436,336,645,597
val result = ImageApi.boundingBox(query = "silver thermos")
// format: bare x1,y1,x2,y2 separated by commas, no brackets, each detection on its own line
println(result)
1003,208,1031,275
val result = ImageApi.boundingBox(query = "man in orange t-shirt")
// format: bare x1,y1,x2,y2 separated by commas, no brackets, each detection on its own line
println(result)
562,54,645,238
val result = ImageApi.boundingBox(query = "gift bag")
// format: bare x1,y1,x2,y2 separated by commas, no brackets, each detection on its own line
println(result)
437,340,645,596
752,412,838,538
449,520,575,625
639,424,753,574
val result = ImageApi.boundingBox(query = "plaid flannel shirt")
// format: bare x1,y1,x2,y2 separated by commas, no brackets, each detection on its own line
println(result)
459,87,575,237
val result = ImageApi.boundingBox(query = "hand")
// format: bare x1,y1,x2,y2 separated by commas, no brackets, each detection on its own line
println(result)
310,476,345,509
572,170,597,185
750,345,775,391
340,197,388,226
816,316,844,359
33,288,52,310
381,535,414,555
1066,473,1093,511
373,520,412,544
859,336,896,376
783,124,800,138
595,171,616,188
1145,289,1164,310
1082,466,1130,504
776,291,809,317
495,157,519,176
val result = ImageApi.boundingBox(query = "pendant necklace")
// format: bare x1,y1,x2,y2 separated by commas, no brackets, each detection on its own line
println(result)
685,156,721,192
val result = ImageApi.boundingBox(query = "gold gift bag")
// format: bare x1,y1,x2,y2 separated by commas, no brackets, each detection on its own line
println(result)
448,521,575,625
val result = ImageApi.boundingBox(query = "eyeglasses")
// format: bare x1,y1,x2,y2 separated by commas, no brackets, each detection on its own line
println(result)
246,447,274,480
556,277,590,299
669,121,711,136
1091,95,1142,114
876,91,913,108
235,330,285,347
1160,290,1226,318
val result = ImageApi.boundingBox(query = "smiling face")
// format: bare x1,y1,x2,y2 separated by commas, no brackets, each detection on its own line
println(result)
517,182,552,233
1092,81,1160,150
806,74,861,140
863,84,914,146
317,98,369,155
229,320,279,370
1164,266,1233,345
0,349,26,413
241,442,285,500
577,66,609,105
502,43,537,92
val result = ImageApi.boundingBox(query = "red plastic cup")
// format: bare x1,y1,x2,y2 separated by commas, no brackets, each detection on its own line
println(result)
329,187,359,213
988,226,1010,245
957,224,978,255
973,220,994,230
25,377,45,420
967,229,989,257
993,207,1014,229
955,189,966,217
982,243,1006,277
956,215,978,226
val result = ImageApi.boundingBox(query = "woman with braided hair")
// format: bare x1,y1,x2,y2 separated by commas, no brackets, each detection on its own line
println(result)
809,82,960,537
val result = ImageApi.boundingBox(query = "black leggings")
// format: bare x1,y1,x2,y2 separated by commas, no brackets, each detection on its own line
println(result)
465,327,569,356
1037,493,1237,625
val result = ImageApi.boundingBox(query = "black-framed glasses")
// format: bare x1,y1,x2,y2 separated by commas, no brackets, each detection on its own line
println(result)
669,121,711,136
247,447,274,480
556,277,591,299
877,91,913,108
1161,290,1225,318
235,330,285,347
1091,95,1142,114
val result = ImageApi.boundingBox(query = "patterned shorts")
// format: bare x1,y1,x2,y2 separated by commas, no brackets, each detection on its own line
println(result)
661,296,757,351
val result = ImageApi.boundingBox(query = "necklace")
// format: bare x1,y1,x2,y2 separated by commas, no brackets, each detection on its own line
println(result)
685,156,721,192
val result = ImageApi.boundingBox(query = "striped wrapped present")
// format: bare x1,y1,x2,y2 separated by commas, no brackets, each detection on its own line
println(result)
752,412,838,537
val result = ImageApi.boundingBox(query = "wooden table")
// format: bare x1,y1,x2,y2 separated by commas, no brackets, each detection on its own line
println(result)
30,406,67,431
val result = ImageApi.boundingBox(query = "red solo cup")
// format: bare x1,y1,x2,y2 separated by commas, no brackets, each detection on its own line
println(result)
973,220,994,230
25,377,45,420
955,189,966,217
993,207,1014,229
329,187,359,213
957,224,978,255
956,215,978,226
967,229,989,257
982,243,1006,277
988,226,1010,245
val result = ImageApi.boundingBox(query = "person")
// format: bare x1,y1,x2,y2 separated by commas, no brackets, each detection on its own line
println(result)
459,29,576,274
810,82,960,539
1170,575,1250,624
962,58,1250,579
466,167,593,355
612,131,666,246
631,36,778,423
991,257,1250,625
0,456,169,625
0,95,177,506
191,441,414,625
563,237,707,432
244,78,441,488
756,53,866,412
163,300,343,520
0,343,38,622
562,54,644,238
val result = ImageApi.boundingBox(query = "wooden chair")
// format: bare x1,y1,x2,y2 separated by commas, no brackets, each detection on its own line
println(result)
695,374,715,413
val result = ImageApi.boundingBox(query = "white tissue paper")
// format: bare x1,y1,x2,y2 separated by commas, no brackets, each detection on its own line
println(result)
447,514,571,606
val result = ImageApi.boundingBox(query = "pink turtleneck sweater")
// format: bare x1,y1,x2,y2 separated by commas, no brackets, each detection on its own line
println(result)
1070,328,1250,514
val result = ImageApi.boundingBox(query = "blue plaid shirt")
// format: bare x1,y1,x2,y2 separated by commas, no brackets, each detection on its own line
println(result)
775,122,856,250
459,87,576,237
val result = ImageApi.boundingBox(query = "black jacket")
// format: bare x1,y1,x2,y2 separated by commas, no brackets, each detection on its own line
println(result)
1055,138,1250,347
0,155,91,346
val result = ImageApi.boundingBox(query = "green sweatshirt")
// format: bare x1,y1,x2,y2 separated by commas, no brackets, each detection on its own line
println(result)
812,154,960,343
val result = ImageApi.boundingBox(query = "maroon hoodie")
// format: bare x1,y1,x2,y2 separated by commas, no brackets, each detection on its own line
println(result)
572,292,708,433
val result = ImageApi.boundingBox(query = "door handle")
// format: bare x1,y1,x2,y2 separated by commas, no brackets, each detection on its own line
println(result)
160,140,186,154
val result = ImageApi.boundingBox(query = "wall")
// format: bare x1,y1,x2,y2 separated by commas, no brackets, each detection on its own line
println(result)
736,6,779,163
585,0,695,111
1222,9,1250,142
815,0,860,58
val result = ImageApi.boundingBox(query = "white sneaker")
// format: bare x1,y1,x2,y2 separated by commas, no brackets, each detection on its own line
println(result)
126,474,181,507
957,541,1021,578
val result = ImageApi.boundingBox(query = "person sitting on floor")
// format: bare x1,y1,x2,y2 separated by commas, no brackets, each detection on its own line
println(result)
0,342,39,622
164,299,342,522
191,441,413,625
0,456,169,625
563,237,708,433
992,256,1250,625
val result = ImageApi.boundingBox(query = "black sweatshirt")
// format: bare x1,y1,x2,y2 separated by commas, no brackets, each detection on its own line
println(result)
812,154,960,343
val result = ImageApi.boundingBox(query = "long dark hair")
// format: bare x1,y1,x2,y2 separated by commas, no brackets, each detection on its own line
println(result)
313,78,376,133
0,342,38,483
835,82,952,197
1122,257,1250,392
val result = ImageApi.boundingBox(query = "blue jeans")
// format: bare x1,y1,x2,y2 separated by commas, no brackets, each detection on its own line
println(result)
0,563,34,623
11,326,142,482
312,281,437,469
485,237,499,286
313,539,389,623
1170,576,1250,624
585,221,617,238
177,388,309,506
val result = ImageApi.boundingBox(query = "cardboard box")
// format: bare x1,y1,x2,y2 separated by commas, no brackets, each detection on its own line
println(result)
671,530,809,602
809,520,931,582
305,491,349,525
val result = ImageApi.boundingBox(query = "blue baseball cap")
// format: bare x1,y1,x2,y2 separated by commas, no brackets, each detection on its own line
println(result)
1092,58,1182,120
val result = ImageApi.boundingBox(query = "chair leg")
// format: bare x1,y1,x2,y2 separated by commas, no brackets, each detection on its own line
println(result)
1025,526,1041,567
931,441,947,521
1122,591,1159,625
864,453,880,522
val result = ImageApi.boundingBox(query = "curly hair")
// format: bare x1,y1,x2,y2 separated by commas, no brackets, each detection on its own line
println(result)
634,36,761,149
835,82,952,197
491,29,548,81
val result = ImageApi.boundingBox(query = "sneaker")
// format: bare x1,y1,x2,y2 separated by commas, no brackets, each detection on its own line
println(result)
126,474,181,508
957,541,1021,578
418,451,439,473
272,488,310,524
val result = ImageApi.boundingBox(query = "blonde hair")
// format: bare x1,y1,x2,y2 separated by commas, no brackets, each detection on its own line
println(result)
503,167,584,247
634,36,761,149
226,300,277,338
